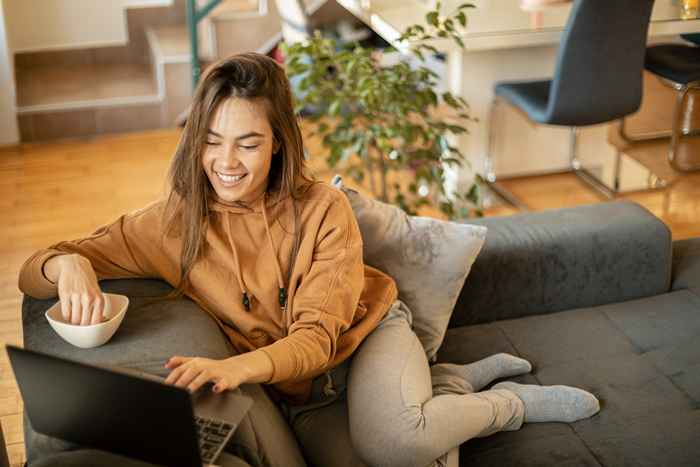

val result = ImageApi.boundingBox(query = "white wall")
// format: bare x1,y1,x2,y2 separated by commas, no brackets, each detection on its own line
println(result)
0,0,18,145
4,0,128,52
3,0,175,53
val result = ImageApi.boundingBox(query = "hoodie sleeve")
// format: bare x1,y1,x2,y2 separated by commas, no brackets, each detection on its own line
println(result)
257,192,364,384
17,199,167,300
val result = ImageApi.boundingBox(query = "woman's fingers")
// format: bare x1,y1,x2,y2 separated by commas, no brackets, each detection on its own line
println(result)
165,356,186,369
163,357,221,393
60,295,70,322
70,294,82,325
213,379,228,393
172,366,200,389
187,370,213,394
102,293,111,321
89,296,103,325
164,357,193,385
81,297,93,326
80,294,92,326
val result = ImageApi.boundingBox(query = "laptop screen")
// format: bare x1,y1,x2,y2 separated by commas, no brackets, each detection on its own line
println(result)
6,344,252,466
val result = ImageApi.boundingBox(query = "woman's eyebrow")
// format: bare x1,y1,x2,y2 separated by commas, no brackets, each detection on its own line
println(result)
207,129,264,141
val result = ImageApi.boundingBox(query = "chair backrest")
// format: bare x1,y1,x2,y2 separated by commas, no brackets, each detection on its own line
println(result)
545,0,655,125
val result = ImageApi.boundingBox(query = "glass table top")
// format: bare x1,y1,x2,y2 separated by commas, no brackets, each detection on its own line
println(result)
430,0,700,36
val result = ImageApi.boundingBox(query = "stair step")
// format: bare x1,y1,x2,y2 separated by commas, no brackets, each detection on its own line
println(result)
204,0,261,17
15,63,160,113
147,25,191,63
147,22,218,64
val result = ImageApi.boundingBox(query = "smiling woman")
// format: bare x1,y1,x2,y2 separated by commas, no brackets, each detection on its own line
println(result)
202,98,281,206
18,52,600,467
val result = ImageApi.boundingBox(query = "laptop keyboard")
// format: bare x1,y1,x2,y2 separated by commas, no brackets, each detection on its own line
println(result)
194,415,236,463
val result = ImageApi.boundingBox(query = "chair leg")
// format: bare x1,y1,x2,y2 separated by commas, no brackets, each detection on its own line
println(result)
613,148,622,192
484,96,499,184
668,82,700,172
569,126,581,170
569,126,618,198
482,95,530,211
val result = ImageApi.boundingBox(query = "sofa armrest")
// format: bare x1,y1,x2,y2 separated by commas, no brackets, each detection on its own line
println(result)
20,278,237,465
448,200,672,327
672,237,700,294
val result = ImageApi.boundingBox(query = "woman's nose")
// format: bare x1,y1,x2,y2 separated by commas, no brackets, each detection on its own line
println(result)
221,145,243,166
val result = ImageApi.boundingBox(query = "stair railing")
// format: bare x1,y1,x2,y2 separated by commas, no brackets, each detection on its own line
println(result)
186,0,222,90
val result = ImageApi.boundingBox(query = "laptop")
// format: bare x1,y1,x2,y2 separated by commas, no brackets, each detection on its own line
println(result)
6,344,254,467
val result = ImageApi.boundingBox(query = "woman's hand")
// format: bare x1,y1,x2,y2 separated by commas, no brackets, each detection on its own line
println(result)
163,356,248,394
50,254,111,326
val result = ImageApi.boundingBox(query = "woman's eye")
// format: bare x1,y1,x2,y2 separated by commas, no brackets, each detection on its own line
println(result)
242,145,259,150
205,140,220,146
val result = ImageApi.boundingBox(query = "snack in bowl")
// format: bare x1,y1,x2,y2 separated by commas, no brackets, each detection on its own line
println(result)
44,293,129,348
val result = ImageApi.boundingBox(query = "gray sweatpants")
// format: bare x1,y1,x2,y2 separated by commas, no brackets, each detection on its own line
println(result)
268,299,526,467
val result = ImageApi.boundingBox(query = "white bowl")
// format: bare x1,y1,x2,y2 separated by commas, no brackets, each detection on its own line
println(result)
45,293,129,348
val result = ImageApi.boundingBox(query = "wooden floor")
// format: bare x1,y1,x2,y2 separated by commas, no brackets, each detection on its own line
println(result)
1,121,700,465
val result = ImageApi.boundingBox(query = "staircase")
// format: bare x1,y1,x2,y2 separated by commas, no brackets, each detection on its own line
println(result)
12,0,337,143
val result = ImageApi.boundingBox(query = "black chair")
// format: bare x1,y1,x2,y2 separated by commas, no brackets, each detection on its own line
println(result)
485,0,656,209
618,42,700,172
681,32,700,46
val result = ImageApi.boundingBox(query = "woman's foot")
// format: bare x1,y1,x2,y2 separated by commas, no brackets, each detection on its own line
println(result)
493,381,600,423
456,353,533,392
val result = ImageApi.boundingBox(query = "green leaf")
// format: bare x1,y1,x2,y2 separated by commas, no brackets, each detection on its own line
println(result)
426,11,439,27
466,183,480,204
442,92,458,107
456,11,466,27
329,100,341,116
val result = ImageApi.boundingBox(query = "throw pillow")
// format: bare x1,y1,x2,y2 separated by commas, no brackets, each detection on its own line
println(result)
330,175,487,363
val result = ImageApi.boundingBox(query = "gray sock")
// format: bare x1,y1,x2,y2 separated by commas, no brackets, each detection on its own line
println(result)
456,353,533,392
492,381,600,423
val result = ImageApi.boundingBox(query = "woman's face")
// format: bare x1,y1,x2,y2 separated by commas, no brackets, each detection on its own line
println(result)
202,97,280,205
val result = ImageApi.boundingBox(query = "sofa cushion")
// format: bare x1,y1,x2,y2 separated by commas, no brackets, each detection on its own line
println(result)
330,174,487,363
672,237,700,294
436,289,700,466
450,201,673,327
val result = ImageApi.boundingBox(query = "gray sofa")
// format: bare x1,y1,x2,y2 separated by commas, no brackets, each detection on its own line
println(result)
16,200,700,466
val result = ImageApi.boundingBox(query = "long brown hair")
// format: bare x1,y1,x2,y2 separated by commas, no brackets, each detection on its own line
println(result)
147,52,316,306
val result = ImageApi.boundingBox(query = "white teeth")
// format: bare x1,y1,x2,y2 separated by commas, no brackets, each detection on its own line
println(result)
216,172,246,183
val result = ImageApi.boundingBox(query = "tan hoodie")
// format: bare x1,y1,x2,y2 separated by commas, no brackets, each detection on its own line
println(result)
17,181,398,406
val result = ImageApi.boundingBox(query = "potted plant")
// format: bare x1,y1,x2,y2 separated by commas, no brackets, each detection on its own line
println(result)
282,2,481,219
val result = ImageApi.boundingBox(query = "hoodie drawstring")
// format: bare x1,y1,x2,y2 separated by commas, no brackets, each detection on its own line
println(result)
261,192,288,310
223,192,288,312
224,216,251,310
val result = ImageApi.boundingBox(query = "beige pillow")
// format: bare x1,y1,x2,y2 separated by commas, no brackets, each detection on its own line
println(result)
330,175,487,362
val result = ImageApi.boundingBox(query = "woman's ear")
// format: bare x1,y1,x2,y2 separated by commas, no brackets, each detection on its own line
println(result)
273,139,281,155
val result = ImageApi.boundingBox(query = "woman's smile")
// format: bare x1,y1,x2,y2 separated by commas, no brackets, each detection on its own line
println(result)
216,171,248,187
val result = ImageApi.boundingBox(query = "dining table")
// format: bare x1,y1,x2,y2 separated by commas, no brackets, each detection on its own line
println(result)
335,0,700,203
